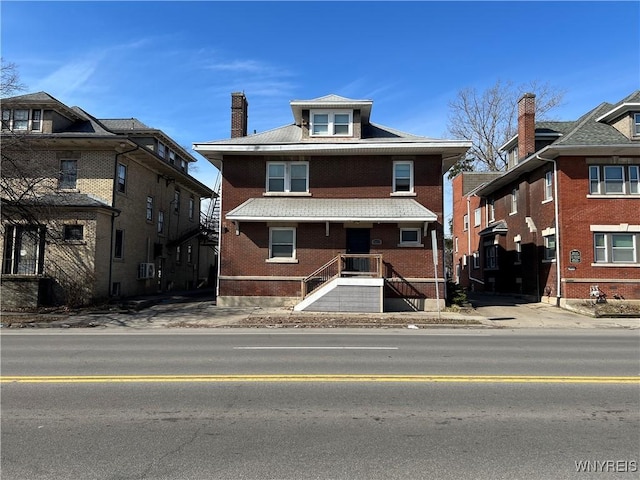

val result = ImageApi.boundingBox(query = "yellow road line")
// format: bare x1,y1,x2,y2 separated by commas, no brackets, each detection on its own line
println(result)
1,374,638,384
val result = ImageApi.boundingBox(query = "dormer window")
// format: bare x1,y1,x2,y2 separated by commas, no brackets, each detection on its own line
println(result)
634,113,640,136
310,110,352,136
1,108,43,132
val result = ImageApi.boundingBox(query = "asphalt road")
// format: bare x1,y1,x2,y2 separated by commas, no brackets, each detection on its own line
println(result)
2,330,639,479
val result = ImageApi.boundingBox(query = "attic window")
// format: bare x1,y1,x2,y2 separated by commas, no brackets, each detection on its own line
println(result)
310,110,352,136
634,113,640,136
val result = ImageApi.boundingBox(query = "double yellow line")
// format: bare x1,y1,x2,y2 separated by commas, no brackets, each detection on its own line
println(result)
1,374,638,384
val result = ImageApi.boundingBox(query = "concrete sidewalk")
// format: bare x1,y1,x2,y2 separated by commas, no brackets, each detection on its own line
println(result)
1,292,638,330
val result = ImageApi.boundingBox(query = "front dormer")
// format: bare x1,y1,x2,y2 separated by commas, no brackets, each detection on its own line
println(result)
595,91,640,140
290,94,372,141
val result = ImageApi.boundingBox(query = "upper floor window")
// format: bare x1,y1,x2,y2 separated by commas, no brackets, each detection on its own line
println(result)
174,189,181,213
117,164,127,193
474,208,481,227
187,244,193,263
510,187,519,214
157,211,165,234
266,162,308,193
189,197,195,221
463,214,469,231
634,113,640,136
544,171,553,201
393,161,414,193
157,142,166,158
590,165,639,195
594,233,638,264
114,229,124,259
146,196,154,221
310,110,352,136
168,150,176,165
180,159,188,173
1,108,43,132
488,198,495,222
59,160,78,189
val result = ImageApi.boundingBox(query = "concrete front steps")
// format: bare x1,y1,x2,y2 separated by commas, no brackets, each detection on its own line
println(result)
294,277,384,313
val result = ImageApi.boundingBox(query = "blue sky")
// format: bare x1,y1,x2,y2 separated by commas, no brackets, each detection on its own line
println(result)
2,1,639,225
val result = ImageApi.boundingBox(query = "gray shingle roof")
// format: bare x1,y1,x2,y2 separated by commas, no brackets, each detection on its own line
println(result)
13,193,114,209
461,172,504,196
479,220,508,236
99,118,152,131
226,198,437,222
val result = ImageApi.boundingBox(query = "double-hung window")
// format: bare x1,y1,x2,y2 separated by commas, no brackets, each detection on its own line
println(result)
157,142,166,158
590,165,639,195
269,227,296,260
474,208,481,227
157,211,165,234
146,196,154,221
634,113,640,136
189,197,195,221
544,171,553,201
310,111,352,136
266,162,308,193
117,164,127,193
594,233,637,264
511,187,518,214
488,199,495,222
114,230,124,259
393,161,413,193
463,214,469,231
59,160,78,189
1,109,42,131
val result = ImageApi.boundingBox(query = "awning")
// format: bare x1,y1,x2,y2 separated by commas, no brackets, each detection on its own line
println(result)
226,197,438,223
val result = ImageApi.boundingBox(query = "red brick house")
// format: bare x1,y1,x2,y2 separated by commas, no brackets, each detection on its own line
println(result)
194,93,470,312
452,91,640,305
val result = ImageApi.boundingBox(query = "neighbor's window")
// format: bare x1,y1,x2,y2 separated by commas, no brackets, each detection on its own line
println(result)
269,227,296,259
63,225,84,241
310,110,352,136
117,164,127,193
400,228,421,246
393,161,413,193
59,160,78,189
114,229,124,259
488,198,495,222
594,233,637,264
31,109,42,131
474,208,481,227
515,240,522,264
174,189,181,213
157,142,166,158
473,251,480,269
158,211,165,234
463,214,469,231
544,234,556,261
169,150,176,165
266,162,308,193
187,244,193,263
189,197,195,221
544,171,553,201
146,196,154,221
634,113,640,136
0,109,42,131
511,187,518,214
175,245,182,263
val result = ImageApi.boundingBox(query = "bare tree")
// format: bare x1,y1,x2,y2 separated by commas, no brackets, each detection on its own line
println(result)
446,80,565,178
1,58,26,97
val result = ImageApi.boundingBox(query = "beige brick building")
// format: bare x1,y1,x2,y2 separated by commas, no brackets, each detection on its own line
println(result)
1,92,214,308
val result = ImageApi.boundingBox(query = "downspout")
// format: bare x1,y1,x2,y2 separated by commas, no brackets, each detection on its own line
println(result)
108,144,139,298
536,154,561,306
466,193,485,288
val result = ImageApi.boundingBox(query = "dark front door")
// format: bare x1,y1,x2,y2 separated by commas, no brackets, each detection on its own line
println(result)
345,228,370,272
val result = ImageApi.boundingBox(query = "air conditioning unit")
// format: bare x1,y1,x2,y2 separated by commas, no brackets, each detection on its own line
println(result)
138,263,156,280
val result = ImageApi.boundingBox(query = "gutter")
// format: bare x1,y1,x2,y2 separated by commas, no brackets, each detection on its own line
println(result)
536,154,561,306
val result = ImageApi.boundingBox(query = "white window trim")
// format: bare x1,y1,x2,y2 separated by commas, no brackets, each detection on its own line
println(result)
543,233,557,262
399,228,423,247
544,170,553,201
634,113,640,136
510,188,518,215
309,110,353,137
488,199,495,222
267,227,298,263
593,232,638,265
474,208,481,227
266,161,309,194
392,160,414,194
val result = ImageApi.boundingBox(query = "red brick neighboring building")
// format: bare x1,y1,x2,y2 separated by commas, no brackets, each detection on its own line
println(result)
195,94,470,312
452,91,640,305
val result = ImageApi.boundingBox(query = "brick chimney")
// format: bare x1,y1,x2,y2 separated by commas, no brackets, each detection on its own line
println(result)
517,93,536,160
231,92,248,138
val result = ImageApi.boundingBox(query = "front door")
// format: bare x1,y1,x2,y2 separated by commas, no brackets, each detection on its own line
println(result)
345,228,370,272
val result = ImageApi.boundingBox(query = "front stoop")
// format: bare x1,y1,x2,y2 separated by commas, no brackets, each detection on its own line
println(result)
294,278,384,313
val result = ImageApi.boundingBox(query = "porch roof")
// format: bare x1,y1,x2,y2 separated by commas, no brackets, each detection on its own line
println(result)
226,198,438,223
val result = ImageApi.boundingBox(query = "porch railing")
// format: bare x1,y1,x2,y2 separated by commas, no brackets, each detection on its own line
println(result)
301,254,383,298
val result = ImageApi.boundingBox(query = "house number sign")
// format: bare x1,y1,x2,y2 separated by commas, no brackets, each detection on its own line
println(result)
570,249,581,264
